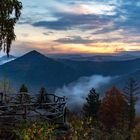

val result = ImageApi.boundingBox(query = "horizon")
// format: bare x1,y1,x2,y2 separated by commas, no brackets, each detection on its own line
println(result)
1,49,140,58
4,0,140,56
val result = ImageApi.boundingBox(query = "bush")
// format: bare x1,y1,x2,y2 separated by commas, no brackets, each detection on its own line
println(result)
13,121,57,140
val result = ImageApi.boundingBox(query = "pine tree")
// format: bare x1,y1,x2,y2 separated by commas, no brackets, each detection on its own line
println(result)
17,84,31,103
19,84,28,93
0,0,22,55
83,88,101,121
123,78,140,139
37,87,50,103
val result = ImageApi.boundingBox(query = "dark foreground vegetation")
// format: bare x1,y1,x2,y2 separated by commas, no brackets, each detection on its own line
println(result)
0,78,140,140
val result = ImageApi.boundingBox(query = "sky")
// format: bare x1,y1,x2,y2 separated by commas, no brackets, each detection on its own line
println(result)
8,0,140,56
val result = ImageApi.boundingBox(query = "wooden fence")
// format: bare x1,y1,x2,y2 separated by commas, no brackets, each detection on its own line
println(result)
0,92,67,125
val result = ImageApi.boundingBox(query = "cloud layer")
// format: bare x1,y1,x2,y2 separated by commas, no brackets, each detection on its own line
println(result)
12,0,140,55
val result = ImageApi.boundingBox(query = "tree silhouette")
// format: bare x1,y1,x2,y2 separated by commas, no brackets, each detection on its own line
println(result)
100,86,129,131
19,84,28,93
37,87,50,103
0,0,22,55
83,88,101,122
123,78,140,139
17,84,31,103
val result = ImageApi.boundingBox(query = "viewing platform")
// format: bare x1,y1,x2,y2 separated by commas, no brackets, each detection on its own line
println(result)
0,92,67,126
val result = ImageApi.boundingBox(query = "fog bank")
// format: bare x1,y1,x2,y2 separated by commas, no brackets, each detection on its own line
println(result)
55,75,113,110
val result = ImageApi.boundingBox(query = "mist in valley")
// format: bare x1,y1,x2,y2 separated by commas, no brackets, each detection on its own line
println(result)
55,75,115,110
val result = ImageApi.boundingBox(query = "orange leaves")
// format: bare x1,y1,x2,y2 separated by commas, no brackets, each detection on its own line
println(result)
100,86,128,130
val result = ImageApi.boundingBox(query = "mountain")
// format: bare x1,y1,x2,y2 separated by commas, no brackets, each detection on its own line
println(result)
80,54,139,62
49,54,139,62
0,55,16,65
1,50,140,92
58,58,140,76
0,51,80,91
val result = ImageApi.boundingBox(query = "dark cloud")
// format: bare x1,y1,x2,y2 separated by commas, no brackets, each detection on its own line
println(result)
55,36,94,44
32,13,110,30
94,38,122,43
115,1,140,34
92,26,118,35
55,36,122,44
43,31,54,36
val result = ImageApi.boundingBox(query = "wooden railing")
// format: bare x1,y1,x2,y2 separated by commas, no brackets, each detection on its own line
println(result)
0,92,67,124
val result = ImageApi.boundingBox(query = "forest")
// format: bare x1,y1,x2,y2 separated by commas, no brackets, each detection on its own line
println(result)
0,78,140,140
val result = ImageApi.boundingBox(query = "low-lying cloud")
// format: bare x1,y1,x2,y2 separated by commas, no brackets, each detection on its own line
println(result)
55,75,113,111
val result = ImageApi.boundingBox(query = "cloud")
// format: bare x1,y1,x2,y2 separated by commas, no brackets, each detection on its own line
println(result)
76,1,116,15
55,35,122,44
55,36,94,44
114,1,140,35
21,33,29,37
32,13,110,30
20,0,140,37
43,31,54,36
55,75,113,110
14,0,140,55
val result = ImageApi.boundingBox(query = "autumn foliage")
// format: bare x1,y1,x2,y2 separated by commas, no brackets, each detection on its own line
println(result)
100,86,129,130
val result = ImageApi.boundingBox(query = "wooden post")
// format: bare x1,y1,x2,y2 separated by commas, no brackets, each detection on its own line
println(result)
0,93,3,104
54,96,55,102
24,105,27,119
63,107,66,124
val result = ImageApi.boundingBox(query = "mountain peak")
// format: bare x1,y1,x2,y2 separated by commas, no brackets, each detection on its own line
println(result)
27,50,43,56
14,50,55,64
21,50,48,59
